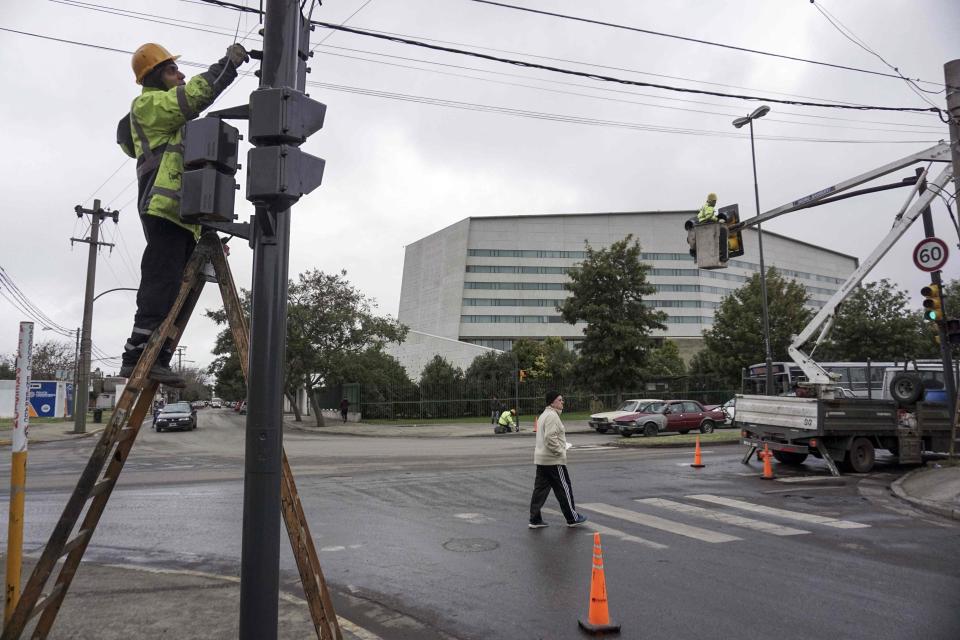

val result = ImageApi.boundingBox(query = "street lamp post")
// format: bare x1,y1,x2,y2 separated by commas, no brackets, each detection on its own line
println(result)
733,105,775,396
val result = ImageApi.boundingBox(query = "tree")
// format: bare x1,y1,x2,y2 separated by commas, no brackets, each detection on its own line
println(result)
510,338,541,372
205,289,251,403
464,350,515,395
419,355,464,418
179,366,212,402
817,279,934,361
286,269,407,427
558,235,666,392
642,340,686,379
28,340,75,380
533,336,577,381
692,268,811,389
0,354,14,380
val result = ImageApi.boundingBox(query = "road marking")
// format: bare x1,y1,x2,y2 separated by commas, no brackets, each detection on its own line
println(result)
543,508,668,549
686,494,870,529
635,498,809,536
578,503,741,543
572,445,615,451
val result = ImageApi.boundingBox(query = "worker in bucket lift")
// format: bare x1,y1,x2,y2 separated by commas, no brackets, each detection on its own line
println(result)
115,42,249,387
697,193,719,223
495,408,519,434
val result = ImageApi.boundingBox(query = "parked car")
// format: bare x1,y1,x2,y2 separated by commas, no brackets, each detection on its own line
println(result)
155,401,197,432
589,398,661,433
614,400,725,436
238,400,247,415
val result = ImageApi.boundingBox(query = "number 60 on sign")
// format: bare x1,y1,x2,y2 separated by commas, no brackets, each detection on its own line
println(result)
913,237,948,272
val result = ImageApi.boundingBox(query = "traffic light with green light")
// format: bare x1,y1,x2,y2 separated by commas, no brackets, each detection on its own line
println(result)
921,283,944,322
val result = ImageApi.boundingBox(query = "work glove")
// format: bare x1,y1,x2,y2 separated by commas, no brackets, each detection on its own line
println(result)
226,43,250,66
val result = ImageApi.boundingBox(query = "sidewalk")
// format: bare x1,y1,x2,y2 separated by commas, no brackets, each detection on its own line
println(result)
0,420,104,447
1,557,378,639
283,417,593,438
891,462,960,521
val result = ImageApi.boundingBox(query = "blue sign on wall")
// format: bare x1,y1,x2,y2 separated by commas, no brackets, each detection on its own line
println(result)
28,382,58,418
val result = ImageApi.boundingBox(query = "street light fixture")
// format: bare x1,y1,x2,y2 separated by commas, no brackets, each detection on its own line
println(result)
733,105,775,396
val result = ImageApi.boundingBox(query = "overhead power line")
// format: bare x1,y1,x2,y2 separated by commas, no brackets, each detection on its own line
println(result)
466,0,945,89
189,0,944,113
0,25,939,145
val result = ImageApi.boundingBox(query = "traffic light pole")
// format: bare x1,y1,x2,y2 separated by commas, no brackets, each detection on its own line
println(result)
943,58,960,457
239,2,300,638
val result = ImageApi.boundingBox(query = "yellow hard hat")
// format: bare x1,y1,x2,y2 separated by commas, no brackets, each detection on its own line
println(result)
132,43,179,84
707,193,718,202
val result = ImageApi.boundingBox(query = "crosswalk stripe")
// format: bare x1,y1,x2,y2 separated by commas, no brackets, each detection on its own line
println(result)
686,494,870,529
543,508,668,549
578,503,741,543
635,498,809,536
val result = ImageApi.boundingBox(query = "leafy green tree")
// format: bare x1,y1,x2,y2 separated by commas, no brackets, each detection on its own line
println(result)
419,355,464,418
534,336,577,380
510,338,542,372
286,269,407,426
179,367,212,402
817,279,934,361
0,354,14,379
692,268,811,388
642,340,686,379
205,289,250,403
558,235,666,392
465,351,515,395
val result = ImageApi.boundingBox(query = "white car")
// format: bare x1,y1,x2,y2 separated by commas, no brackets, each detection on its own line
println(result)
720,398,735,424
589,398,661,433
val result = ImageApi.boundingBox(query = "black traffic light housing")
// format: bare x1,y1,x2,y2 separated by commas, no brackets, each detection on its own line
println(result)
921,283,944,322
719,204,745,259
180,117,241,224
946,317,960,344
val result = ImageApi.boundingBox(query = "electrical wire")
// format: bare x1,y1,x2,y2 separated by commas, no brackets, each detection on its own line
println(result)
810,0,943,111
304,20,943,114
4,25,935,145
0,267,74,336
465,0,945,89
191,0,944,113
39,1,947,129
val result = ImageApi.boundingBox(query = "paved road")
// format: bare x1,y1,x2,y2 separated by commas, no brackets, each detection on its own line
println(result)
3,409,959,639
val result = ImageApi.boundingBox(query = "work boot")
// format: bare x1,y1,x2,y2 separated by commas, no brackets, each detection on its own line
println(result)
118,363,187,389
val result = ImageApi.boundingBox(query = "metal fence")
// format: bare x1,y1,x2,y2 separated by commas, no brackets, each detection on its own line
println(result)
315,377,737,420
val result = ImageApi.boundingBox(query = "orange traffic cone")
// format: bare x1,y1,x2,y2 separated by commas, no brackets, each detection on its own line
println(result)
761,444,775,480
690,435,705,468
578,532,621,635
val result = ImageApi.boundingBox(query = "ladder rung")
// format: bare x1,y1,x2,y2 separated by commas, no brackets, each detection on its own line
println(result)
89,477,116,499
61,528,93,559
27,584,66,621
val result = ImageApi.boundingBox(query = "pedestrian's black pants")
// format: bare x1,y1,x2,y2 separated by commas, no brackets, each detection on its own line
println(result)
529,464,579,524
121,215,196,367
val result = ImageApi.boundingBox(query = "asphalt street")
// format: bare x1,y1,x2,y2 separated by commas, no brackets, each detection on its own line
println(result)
2,409,959,639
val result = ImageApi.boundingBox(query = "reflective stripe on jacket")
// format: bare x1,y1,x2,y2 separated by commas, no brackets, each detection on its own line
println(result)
697,204,717,223
117,57,237,238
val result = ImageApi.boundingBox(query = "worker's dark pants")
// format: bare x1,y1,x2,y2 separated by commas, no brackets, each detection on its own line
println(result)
121,215,196,367
529,464,579,524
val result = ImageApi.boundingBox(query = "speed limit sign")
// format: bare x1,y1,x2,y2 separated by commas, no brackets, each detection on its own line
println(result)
913,237,948,272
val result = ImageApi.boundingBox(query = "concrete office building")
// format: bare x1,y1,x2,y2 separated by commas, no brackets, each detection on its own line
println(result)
390,211,857,378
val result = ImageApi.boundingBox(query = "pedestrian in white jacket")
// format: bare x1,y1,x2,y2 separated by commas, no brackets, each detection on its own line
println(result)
528,391,587,529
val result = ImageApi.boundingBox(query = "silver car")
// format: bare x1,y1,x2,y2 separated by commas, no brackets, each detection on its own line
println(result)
613,401,668,437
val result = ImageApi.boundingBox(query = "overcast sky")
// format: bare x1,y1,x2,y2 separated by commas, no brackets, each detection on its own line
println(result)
1,0,958,375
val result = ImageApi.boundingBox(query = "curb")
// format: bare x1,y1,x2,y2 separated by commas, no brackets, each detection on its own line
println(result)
611,436,743,450
284,422,539,438
890,467,960,522
0,427,104,447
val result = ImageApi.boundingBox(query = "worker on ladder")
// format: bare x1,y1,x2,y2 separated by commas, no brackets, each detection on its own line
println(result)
697,192,719,223
115,42,249,386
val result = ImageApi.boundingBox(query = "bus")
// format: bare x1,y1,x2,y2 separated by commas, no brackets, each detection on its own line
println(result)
741,361,896,398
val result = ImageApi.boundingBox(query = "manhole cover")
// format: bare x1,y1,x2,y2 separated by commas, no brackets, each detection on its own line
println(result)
442,538,499,553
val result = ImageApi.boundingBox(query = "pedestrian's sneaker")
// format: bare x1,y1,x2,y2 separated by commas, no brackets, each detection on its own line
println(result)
567,514,587,527
528,520,549,529
119,363,187,389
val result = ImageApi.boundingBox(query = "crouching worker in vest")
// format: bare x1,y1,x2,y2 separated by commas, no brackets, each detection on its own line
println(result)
116,42,249,387
495,409,518,434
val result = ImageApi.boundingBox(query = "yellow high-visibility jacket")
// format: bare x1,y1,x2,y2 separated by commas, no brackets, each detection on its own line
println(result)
498,410,517,429
116,57,237,238
697,204,717,223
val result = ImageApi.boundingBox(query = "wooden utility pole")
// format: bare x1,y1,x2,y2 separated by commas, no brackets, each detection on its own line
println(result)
71,200,117,434
944,59,960,457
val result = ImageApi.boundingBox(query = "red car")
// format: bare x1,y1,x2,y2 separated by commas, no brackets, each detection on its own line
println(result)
614,399,725,436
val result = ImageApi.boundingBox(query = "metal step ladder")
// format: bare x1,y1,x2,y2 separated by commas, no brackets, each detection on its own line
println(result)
2,232,341,640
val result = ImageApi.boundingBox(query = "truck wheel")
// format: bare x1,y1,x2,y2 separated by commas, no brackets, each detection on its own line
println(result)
846,437,876,473
643,423,659,438
699,420,715,434
889,373,922,405
772,451,808,465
